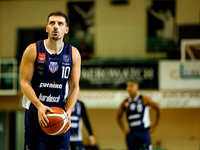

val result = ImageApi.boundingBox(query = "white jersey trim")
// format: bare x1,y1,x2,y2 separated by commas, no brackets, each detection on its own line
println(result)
143,106,151,128
22,95,31,110
128,93,140,102
64,81,69,103
44,40,64,55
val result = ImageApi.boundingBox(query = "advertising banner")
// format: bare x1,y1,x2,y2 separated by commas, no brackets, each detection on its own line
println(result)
78,90,200,108
159,60,200,90
80,62,158,89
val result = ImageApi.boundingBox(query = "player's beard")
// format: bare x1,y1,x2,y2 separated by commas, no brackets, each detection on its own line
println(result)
50,34,62,41
49,30,63,41
52,36,60,41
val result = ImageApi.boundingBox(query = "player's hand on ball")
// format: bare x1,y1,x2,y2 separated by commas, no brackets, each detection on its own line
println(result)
38,105,53,127
64,111,71,133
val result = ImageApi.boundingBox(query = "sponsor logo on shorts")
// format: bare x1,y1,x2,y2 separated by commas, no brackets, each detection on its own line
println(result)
37,53,46,62
39,93,60,102
49,62,58,73
39,82,62,89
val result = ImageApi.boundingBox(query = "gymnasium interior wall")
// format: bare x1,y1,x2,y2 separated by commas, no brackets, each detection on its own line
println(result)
81,108,200,150
0,0,200,150
0,0,200,58
13,108,200,150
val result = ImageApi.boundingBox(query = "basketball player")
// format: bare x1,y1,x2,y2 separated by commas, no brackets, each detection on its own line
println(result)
20,11,81,150
117,81,161,150
70,100,96,150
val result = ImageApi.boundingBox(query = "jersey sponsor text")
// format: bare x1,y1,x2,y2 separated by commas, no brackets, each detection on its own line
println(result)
39,82,62,89
39,93,60,102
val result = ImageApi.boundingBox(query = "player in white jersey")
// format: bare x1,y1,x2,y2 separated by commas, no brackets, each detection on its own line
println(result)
117,81,161,150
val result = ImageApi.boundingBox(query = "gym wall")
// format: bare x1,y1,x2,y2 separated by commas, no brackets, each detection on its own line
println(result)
0,0,200,58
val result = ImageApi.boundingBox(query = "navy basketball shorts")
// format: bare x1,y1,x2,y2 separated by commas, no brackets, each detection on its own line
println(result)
126,129,152,150
70,141,83,150
24,109,70,150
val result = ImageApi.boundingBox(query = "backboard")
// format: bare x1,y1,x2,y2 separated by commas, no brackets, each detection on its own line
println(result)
180,39,200,79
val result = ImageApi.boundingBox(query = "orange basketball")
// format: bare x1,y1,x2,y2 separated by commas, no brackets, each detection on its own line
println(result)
41,107,69,136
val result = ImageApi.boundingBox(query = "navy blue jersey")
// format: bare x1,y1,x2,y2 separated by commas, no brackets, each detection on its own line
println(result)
70,100,93,142
124,94,150,131
22,40,72,111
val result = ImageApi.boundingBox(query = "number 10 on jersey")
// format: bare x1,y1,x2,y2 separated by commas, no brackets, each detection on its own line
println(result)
62,66,70,79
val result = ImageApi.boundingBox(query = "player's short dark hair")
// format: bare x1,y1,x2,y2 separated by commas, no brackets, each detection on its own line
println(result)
127,81,139,88
47,11,69,26
127,81,138,85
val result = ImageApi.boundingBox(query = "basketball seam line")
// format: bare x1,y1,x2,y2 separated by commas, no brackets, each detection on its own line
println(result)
42,116,68,128
46,113,64,115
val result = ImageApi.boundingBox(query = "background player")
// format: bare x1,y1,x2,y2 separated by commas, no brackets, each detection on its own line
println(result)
117,81,161,150
70,100,96,150
20,11,81,150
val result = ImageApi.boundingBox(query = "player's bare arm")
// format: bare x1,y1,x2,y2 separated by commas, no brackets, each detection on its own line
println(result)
20,44,53,127
117,100,130,135
65,47,81,124
143,96,162,133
